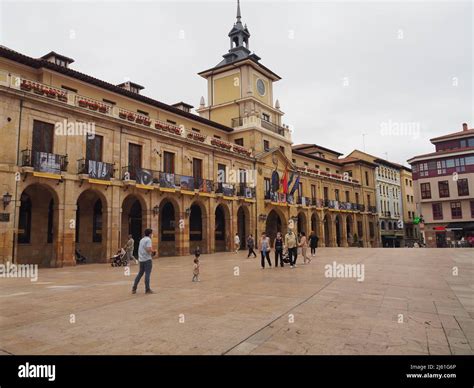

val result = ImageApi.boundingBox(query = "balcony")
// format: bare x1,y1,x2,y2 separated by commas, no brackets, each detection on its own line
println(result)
236,184,256,199
215,182,235,196
231,116,289,137
369,206,378,214
158,172,213,193
121,166,160,184
77,159,114,180
382,211,391,217
21,149,68,173
296,196,311,206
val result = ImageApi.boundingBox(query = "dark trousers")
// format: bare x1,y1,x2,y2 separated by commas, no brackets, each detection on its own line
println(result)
275,249,284,267
261,251,271,268
132,259,152,291
311,247,317,255
248,248,257,257
288,247,298,265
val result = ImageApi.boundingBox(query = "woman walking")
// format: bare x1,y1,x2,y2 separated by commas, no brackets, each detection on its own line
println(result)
299,232,311,264
274,232,284,267
309,230,319,257
259,232,272,269
234,233,240,253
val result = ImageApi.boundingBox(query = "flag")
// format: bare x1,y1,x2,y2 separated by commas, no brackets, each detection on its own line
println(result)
289,174,300,195
279,167,288,194
287,172,294,192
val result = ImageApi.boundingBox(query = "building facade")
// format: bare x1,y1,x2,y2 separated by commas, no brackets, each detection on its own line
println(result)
400,166,419,246
0,4,379,267
408,123,474,247
349,150,406,247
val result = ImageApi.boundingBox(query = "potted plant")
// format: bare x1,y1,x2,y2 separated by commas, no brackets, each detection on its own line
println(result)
143,118,151,126
20,80,32,91
119,111,127,119
78,99,88,108
33,84,44,95
45,89,57,98
127,113,136,121
88,102,98,111
135,117,144,124
98,105,108,113
57,93,68,102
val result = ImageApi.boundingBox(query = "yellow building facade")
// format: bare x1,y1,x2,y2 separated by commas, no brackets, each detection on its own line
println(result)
0,6,379,266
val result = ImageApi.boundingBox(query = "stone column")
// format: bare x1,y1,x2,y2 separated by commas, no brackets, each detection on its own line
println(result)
341,214,348,247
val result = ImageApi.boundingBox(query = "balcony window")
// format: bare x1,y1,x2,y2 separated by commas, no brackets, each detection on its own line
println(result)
421,183,431,199
432,203,443,220
235,138,244,146
263,140,270,152
438,181,450,198
262,113,270,122
163,151,175,174
450,202,462,219
457,178,469,196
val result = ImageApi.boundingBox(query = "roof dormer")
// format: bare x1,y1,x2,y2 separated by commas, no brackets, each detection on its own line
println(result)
40,51,74,68
117,81,144,94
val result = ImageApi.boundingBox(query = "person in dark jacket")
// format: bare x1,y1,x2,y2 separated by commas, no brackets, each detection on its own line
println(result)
247,234,257,258
309,230,319,257
274,232,284,267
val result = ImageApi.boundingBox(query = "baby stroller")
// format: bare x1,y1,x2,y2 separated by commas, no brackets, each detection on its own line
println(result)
75,249,87,264
111,248,127,267
282,250,290,264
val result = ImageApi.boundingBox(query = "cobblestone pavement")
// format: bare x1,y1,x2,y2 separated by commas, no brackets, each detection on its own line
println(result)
0,248,472,355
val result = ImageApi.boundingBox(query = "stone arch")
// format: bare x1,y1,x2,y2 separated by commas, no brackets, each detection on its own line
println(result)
189,200,209,254
236,205,251,250
16,183,60,266
335,213,343,247
75,189,108,263
265,207,288,246
121,194,148,257
215,203,231,252
323,212,332,247
159,196,181,256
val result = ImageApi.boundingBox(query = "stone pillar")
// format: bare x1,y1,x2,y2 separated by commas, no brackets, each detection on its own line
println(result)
209,200,216,254
341,214,348,247
318,219,325,247
330,214,337,247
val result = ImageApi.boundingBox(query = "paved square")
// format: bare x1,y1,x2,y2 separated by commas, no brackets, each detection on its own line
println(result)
0,248,473,355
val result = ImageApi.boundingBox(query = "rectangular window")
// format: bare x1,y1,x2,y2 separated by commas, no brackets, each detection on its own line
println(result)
365,171,369,186
128,143,142,169
345,191,350,202
311,185,316,200
192,158,202,180
323,187,329,201
457,178,469,196
334,189,339,201
103,98,116,105
137,109,149,116
262,113,270,122
420,182,431,199
471,201,474,218
437,160,446,175
263,140,270,151
163,151,175,174
438,181,450,198
357,221,363,237
369,222,374,238
32,120,54,154
264,178,271,196
419,163,428,177
235,138,244,146
355,192,360,204
217,163,226,183
450,202,462,219
86,135,103,162
61,85,78,93
432,203,443,220
192,128,200,133
406,194,410,203
367,194,371,207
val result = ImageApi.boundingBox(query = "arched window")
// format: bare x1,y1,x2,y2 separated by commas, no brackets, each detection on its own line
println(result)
381,221,385,230
92,199,102,243
18,194,32,244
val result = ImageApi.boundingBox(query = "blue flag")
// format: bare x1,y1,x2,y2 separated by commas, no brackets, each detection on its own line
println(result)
289,174,300,195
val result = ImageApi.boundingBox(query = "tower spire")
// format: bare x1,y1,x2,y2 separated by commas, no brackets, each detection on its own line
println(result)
236,0,242,24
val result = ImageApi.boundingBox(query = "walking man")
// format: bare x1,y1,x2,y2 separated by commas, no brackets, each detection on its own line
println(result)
260,232,272,268
247,234,257,258
132,228,156,294
124,234,137,265
285,228,298,268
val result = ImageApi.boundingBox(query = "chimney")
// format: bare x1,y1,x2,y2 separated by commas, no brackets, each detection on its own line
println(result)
462,123,468,131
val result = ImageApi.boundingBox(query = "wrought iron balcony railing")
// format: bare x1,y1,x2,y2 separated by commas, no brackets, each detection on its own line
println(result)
20,149,68,173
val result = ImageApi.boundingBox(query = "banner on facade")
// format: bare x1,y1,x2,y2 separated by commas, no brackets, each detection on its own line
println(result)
88,160,112,180
34,152,61,174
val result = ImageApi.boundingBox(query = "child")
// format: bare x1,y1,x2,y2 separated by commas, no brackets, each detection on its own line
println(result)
192,247,200,282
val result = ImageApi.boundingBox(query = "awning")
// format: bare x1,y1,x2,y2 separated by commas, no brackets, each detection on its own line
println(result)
446,222,474,231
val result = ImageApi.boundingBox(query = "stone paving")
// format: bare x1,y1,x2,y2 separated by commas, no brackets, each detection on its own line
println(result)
0,248,472,355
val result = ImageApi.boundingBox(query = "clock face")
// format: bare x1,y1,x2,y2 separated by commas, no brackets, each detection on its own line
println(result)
256,79,266,96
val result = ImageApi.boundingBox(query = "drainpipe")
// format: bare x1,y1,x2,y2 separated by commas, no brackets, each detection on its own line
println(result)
12,99,23,264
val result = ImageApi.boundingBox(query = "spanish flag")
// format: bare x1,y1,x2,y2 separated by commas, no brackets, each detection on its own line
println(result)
280,166,288,194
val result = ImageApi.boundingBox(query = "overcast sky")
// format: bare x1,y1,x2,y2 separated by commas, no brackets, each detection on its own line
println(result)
1,0,472,166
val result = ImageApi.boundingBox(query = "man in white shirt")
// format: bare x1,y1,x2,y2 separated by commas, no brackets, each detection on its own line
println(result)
234,233,240,253
132,228,156,294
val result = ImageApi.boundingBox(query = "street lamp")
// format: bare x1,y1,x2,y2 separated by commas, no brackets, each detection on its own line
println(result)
2,192,12,210
152,205,160,217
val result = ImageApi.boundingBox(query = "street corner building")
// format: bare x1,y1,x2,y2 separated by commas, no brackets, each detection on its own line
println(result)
0,3,384,267
408,123,474,248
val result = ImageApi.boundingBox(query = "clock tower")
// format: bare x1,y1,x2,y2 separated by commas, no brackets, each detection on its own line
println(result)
197,0,292,155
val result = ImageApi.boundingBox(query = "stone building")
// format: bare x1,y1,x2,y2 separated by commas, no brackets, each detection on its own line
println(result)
408,123,474,247
0,3,379,266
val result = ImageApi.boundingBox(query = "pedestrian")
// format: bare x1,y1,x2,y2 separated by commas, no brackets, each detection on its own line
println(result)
260,232,272,268
299,232,311,264
124,234,137,265
234,233,240,253
309,231,319,257
274,232,284,267
247,234,257,258
192,251,200,282
285,229,298,268
131,228,156,294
